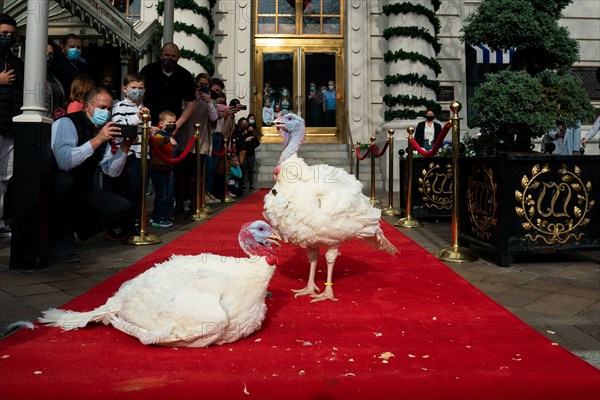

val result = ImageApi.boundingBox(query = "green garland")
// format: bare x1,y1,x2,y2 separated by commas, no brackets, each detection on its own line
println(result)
382,3,440,36
384,49,442,76
180,48,215,76
383,26,441,55
383,1,444,122
384,73,440,95
157,0,215,33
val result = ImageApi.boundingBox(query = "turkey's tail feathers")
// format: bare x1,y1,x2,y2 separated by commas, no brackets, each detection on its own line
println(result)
38,306,113,331
363,230,398,255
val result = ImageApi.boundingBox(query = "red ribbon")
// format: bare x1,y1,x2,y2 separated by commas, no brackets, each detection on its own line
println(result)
372,140,390,158
409,121,452,158
355,146,371,161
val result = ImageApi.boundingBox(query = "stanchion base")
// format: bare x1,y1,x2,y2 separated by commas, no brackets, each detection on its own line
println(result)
437,245,478,263
123,232,161,246
369,198,382,205
189,211,211,221
381,207,401,216
201,205,213,214
224,196,235,203
394,217,423,228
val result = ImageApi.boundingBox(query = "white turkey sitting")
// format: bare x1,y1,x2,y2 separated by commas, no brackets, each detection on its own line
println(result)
39,221,281,347
263,113,398,302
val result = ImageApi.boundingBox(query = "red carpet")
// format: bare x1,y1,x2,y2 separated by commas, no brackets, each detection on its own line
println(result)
1,190,599,400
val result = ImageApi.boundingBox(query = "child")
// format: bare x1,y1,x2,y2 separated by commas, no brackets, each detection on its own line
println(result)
109,73,150,228
150,110,178,228
227,154,243,198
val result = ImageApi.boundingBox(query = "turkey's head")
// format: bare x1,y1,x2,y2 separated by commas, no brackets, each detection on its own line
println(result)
273,113,306,166
239,220,281,265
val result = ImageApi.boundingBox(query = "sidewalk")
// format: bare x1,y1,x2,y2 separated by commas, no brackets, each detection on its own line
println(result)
1,189,598,369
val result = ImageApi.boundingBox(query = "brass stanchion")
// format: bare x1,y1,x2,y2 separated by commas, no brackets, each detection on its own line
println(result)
369,136,382,205
223,138,234,203
395,126,422,228
438,101,478,263
354,141,361,180
124,114,161,245
189,123,211,221
382,129,400,216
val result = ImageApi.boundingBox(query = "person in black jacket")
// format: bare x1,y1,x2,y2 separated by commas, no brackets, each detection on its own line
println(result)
0,13,23,237
50,33,89,96
50,87,136,262
238,124,260,191
414,108,442,148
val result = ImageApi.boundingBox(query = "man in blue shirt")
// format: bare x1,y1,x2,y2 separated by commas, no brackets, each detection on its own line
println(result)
322,80,337,127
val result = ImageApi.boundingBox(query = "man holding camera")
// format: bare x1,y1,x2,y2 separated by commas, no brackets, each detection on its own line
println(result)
50,87,137,263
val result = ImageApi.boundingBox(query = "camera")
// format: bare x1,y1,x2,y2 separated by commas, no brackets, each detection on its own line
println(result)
198,85,209,94
114,124,139,139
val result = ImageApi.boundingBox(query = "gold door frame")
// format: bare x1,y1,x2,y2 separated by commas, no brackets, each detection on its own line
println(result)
254,38,345,144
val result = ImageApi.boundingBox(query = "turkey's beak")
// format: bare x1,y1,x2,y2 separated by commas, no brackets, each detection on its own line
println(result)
272,117,286,136
266,230,282,247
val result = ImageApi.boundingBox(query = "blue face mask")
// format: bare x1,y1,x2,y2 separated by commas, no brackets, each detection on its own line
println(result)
66,47,81,62
310,87,316,92
89,107,110,126
328,85,334,90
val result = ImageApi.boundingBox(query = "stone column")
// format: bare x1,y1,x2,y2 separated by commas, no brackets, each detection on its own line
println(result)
172,0,213,76
10,0,52,269
381,0,442,191
163,0,175,44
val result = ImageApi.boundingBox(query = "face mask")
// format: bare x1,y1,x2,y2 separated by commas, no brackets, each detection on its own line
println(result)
46,53,55,66
127,88,145,103
0,34,16,49
328,85,334,90
248,119,255,125
310,87,316,92
66,48,81,62
89,107,110,126
210,90,219,100
426,115,435,121
165,123,177,134
162,58,176,70
282,91,289,97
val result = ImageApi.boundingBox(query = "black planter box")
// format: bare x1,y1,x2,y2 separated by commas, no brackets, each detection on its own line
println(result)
458,153,600,266
399,157,453,218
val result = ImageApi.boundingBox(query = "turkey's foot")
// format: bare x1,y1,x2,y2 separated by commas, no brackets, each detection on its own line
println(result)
292,284,319,297
310,286,337,302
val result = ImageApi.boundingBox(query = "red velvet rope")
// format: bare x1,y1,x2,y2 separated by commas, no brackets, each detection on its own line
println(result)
372,140,390,158
212,146,227,157
355,146,371,160
148,133,197,164
409,121,452,158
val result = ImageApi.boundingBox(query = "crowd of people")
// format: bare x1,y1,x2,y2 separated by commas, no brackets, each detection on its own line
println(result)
2,11,600,263
1,14,261,262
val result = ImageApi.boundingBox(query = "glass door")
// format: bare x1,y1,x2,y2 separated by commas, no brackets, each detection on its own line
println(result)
255,41,344,143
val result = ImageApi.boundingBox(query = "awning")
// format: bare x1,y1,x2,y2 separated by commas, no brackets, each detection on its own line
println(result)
471,45,515,64
54,0,158,57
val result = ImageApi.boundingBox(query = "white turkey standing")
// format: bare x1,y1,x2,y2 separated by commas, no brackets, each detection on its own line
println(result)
39,221,281,347
263,113,398,302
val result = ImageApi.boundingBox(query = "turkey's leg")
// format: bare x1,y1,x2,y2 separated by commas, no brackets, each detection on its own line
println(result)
292,247,320,297
310,247,339,302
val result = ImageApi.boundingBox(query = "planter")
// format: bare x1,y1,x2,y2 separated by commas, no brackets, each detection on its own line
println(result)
458,153,600,266
399,157,453,218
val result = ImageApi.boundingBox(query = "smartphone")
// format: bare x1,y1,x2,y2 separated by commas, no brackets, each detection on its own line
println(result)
199,85,209,94
114,124,139,139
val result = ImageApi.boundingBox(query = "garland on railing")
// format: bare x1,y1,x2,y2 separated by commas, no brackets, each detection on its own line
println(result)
157,0,216,74
383,1,443,122
409,121,452,157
